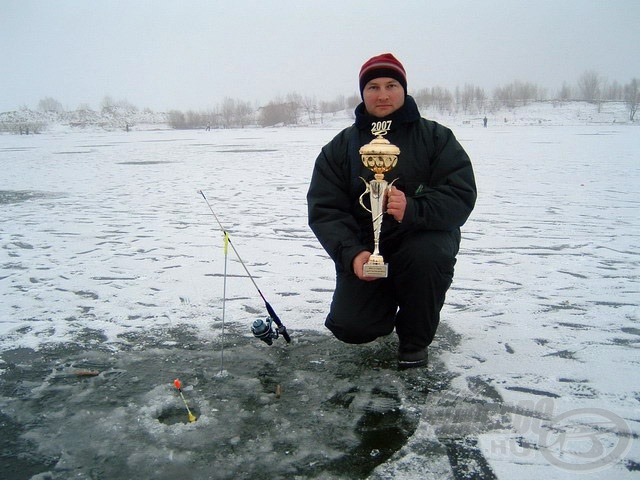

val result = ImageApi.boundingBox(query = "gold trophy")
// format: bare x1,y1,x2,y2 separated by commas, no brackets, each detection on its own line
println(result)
358,134,400,278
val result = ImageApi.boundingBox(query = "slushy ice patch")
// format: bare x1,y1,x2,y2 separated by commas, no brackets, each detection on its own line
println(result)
0,329,454,479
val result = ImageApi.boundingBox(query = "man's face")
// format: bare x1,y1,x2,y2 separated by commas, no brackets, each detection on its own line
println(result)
362,77,405,118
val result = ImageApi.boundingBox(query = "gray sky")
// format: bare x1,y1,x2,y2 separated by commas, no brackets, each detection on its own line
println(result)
2,0,638,112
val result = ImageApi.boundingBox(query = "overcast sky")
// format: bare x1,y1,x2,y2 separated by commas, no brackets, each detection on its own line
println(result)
2,0,638,112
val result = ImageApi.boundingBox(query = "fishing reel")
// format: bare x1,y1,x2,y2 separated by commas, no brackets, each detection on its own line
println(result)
251,317,286,346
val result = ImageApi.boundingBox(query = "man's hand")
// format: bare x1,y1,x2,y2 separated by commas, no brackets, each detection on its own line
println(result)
386,186,406,222
352,250,380,281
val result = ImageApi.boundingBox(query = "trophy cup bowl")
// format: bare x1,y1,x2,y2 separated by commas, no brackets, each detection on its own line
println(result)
360,136,400,176
358,136,400,278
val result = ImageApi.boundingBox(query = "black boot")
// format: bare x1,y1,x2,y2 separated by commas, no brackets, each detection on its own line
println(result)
398,348,428,370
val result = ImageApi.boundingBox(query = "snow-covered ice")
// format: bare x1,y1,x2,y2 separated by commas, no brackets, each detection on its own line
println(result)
0,104,638,479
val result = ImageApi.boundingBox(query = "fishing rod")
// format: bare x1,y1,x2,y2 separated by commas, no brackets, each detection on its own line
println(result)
198,190,291,345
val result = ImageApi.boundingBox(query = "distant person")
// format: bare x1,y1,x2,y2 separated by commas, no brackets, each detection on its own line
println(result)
483,116,488,128
307,53,476,369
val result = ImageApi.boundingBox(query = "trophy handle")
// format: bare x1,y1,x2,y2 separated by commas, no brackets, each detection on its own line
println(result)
359,177,400,216
358,177,371,213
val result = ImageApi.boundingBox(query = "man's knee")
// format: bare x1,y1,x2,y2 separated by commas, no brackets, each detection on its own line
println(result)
325,314,394,344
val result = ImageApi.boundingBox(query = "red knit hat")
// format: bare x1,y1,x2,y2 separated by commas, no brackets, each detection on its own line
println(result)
359,53,407,98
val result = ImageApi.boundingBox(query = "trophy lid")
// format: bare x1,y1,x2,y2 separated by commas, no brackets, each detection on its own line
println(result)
359,136,400,156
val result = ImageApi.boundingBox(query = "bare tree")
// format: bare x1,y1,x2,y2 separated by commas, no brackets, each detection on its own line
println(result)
38,97,64,113
318,101,332,123
558,82,572,102
493,84,516,109
513,81,540,104
101,95,116,113
492,81,543,108
577,70,603,103
220,97,237,128
605,80,623,101
624,78,639,121
285,92,302,125
168,110,187,129
413,87,432,110
474,86,487,113
460,84,475,113
234,100,254,127
301,95,317,124
258,101,289,127
346,94,360,111
432,86,454,113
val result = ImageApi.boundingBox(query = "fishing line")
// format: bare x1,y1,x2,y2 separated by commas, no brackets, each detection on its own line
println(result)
220,231,229,373
198,190,291,345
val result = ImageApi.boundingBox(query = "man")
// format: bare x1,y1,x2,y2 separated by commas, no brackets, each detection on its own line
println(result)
307,53,476,369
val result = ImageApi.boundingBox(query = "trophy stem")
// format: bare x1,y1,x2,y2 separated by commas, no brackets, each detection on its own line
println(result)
363,177,389,278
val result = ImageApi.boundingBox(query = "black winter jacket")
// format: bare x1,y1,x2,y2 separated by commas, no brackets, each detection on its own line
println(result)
307,96,476,272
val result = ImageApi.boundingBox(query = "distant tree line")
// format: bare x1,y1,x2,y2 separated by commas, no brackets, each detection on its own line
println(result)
166,93,358,129
0,95,156,133
165,70,639,127
6,70,639,134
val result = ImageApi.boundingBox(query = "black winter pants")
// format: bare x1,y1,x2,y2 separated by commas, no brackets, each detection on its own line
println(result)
325,229,460,352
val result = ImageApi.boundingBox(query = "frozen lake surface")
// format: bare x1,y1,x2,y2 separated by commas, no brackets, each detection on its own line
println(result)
0,119,638,479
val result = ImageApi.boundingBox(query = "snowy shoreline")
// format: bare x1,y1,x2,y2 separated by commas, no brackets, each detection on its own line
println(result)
1,100,636,136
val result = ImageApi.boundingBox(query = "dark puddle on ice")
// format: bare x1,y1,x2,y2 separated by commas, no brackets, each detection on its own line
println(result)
0,328,456,480
139,138,195,143
0,190,65,205
216,148,279,153
118,160,177,165
575,131,620,136
52,150,93,155
79,144,118,148
0,146,38,152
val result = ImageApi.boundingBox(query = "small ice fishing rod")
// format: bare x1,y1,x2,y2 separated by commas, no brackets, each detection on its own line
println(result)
199,190,291,345
173,378,197,423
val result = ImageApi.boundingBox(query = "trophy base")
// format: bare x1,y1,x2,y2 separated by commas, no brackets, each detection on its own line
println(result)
363,256,388,278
